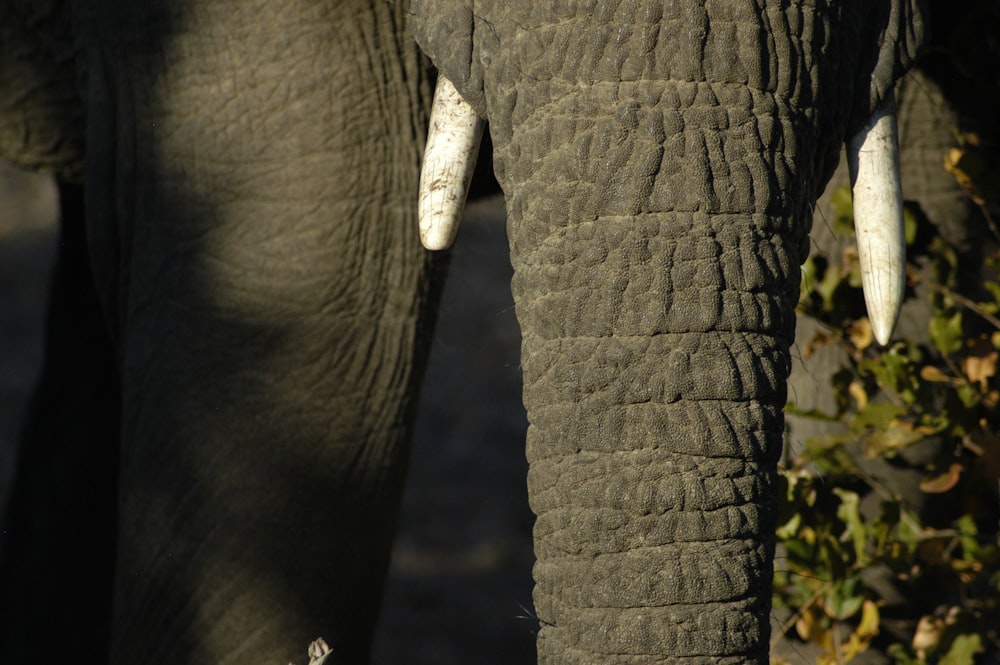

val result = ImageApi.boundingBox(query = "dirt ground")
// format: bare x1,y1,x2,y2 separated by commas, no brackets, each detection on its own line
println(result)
0,163,535,664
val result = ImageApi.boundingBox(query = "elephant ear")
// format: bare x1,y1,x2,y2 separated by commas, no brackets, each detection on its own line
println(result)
409,0,488,118
848,0,927,136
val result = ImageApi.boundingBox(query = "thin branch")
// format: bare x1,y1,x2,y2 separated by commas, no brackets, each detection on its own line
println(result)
771,584,827,650
976,200,1000,244
909,268,1000,331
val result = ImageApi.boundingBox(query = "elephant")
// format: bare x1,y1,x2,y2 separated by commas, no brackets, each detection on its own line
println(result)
1,2,445,664
0,1,926,664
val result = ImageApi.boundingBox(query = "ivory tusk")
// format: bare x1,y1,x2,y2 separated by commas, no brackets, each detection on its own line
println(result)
847,96,906,346
418,75,485,251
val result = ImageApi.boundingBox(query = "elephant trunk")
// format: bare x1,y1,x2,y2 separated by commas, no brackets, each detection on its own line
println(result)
415,75,796,661
513,207,795,663
497,67,805,665
411,3,923,662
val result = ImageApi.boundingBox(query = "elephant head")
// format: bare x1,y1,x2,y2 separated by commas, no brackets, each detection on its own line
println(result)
0,1,927,662
412,2,923,662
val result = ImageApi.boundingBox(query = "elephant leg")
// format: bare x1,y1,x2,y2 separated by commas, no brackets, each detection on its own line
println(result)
75,2,440,663
0,182,120,664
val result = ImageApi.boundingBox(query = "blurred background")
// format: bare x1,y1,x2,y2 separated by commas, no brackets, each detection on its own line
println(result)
0,162,58,523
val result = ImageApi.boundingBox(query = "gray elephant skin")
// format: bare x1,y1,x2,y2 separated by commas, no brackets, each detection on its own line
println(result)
0,1,924,664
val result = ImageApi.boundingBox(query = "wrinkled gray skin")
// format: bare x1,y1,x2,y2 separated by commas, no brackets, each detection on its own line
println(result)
1,2,440,664
0,1,924,664
412,3,923,663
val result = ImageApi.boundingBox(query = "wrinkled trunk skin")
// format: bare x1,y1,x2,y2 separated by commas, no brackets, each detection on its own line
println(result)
414,2,923,663
504,41,809,665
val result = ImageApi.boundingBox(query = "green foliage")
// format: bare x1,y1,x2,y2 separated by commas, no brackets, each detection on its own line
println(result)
776,143,1000,664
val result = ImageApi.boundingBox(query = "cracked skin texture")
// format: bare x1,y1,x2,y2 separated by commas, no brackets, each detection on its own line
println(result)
413,2,924,662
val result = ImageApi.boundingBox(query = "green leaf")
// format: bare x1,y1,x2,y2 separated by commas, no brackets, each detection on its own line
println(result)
818,263,847,312
983,279,1000,307
955,514,980,560
834,488,868,565
782,536,816,566
956,383,981,408
929,236,959,280
776,511,802,541
824,575,865,620
785,404,841,422
863,421,932,458
799,256,819,308
859,347,919,396
887,643,921,665
830,186,856,236
850,402,907,432
929,310,964,355
896,509,924,549
803,435,859,476
939,634,984,665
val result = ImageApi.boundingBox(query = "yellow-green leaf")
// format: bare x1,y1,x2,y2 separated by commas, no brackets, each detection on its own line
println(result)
829,186,856,235
919,463,964,494
929,311,964,355
863,420,933,458
857,599,880,638
939,633,984,665
835,488,867,564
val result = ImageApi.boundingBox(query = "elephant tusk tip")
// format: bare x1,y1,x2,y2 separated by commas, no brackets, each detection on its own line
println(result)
858,240,904,346
848,96,906,347
417,75,485,252
418,208,460,250
870,305,901,347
